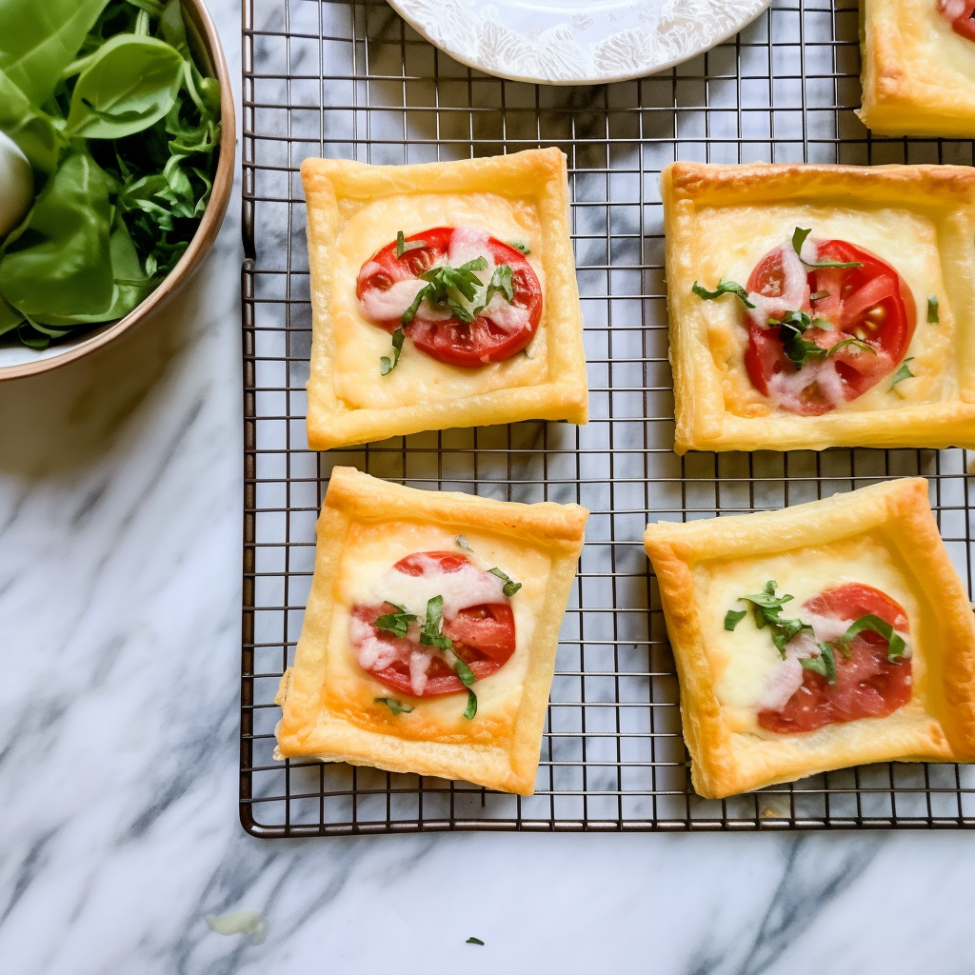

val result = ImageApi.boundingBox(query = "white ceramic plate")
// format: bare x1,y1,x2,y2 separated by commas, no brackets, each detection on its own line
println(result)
386,0,772,85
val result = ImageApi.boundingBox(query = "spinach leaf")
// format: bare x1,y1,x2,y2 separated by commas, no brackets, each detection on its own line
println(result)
0,148,116,326
0,70,61,176
66,34,184,139
0,0,111,106
0,294,22,337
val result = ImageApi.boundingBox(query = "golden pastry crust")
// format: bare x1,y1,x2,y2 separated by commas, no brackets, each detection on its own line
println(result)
662,161,975,453
860,0,975,137
643,477,975,799
301,148,588,450
274,466,588,795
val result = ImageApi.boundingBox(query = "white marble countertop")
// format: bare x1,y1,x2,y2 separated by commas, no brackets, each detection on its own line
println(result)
3,3,975,974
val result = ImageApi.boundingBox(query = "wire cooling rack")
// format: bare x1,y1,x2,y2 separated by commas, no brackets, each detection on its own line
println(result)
240,0,975,835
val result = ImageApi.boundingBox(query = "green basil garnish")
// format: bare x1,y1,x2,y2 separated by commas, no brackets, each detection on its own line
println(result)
375,697,414,715
724,609,747,631
395,230,427,258
375,602,417,638
489,567,522,597
835,614,908,663
463,689,477,720
419,595,453,652
792,226,862,269
453,654,476,687
927,295,939,323
891,357,915,390
799,643,837,684
769,310,875,370
692,279,755,309
466,937,485,946
507,240,530,255
737,581,813,657
455,535,473,552
380,324,406,375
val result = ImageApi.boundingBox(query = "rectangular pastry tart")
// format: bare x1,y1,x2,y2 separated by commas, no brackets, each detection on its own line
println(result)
274,467,589,795
300,147,588,450
860,0,975,138
643,477,975,799
662,161,975,453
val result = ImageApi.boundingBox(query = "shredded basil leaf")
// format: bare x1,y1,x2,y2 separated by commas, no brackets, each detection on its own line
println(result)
724,609,747,631
792,226,813,255
453,654,476,687
455,535,473,552
770,311,823,370
692,279,755,309
836,614,909,663
466,937,485,946
737,581,813,658
375,602,417,638
507,240,530,254
800,643,837,684
489,566,522,597
419,595,453,652
476,263,513,312
822,336,876,359
927,295,939,324
792,226,862,269
375,697,414,715
463,688,477,720
394,230,428,258
891,357,915,389
769,310,874,370
380,325,406,375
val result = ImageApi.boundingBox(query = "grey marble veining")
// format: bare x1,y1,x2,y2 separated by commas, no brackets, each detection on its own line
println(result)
3,2,975,974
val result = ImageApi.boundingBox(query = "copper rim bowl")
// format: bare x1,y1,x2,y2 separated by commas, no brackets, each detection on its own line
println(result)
0,0,235,381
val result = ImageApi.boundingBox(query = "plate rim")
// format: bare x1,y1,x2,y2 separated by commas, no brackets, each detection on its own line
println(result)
385,0,773,86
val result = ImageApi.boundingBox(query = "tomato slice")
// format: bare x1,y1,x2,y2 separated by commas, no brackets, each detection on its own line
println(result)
356,227,542,368
939,0,975,40
758,583,912,735
744,239,917,415
350,550,516,698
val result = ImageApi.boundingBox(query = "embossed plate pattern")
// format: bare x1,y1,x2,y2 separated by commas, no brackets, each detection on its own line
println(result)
384,0,773,85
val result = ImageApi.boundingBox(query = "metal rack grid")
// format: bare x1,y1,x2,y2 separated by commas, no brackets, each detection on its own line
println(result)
240,0,975,835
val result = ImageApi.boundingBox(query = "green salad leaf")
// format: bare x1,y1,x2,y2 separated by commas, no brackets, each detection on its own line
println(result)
0,0,110,106
0,0,221,348
0,148,116,326
65,34,184,139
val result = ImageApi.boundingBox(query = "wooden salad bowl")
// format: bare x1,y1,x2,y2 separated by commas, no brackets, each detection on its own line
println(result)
0,0,235,381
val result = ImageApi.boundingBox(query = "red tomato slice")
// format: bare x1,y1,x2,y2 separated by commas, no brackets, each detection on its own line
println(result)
939,0,975,40
350,550,516,698
356,227,542,368
758,583,912,735
744,239,917,416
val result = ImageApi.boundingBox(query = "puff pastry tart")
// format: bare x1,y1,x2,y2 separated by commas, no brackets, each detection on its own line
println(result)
643,477,975,799
300,148,588,450
274,467,588,795
860,0,975,137
662,161,975,453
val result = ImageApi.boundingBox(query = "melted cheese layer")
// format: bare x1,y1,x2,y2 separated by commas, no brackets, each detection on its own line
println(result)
691,204,955,417
326,520,551,727
695,534,920,733
331,194,548,411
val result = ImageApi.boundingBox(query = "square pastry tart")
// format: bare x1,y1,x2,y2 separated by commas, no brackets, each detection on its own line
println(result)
643,477,975,800
300,147,588,450
860,0,975,138
274,466,589,795
662,161,975,453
